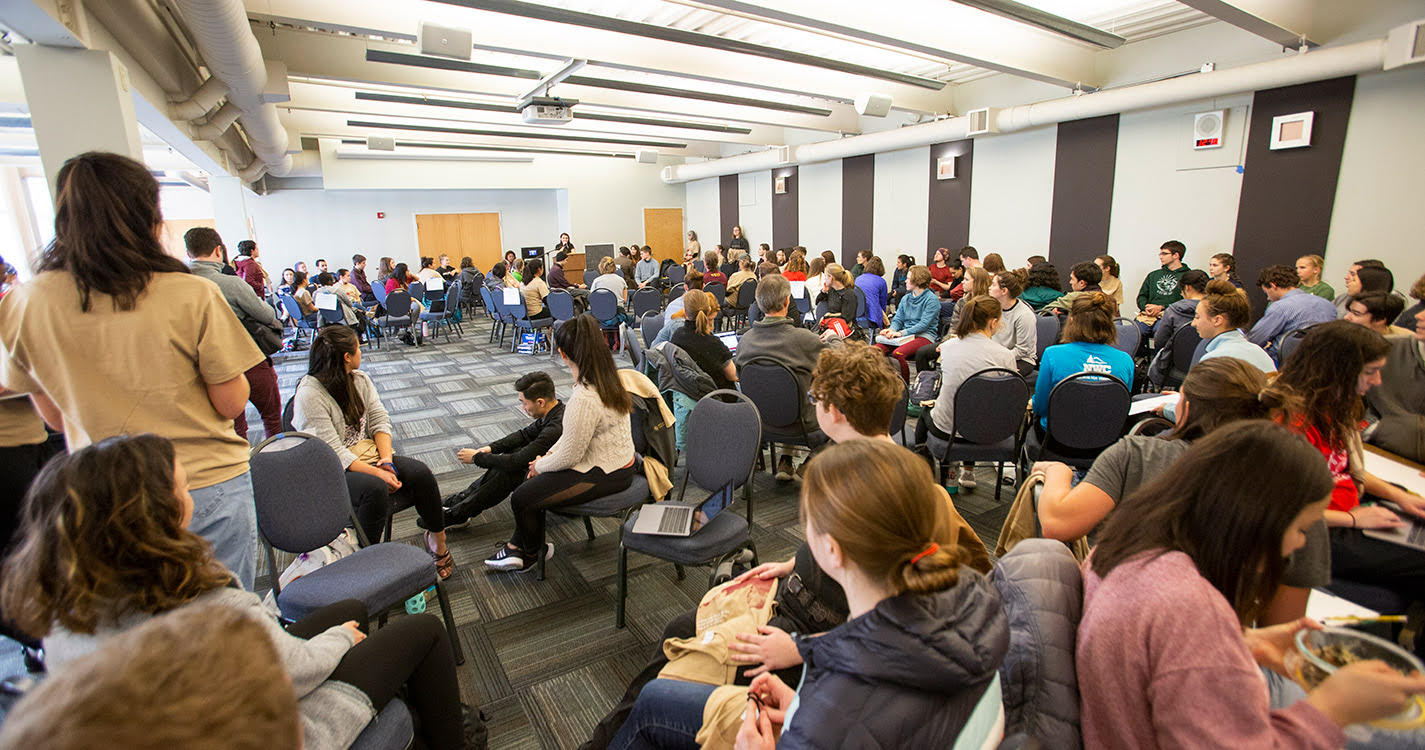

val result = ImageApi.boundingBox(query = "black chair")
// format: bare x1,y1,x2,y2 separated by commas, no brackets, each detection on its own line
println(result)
666,283,686,305
666,265,686,287
704,283,728,330
623,323,647,373
852,285,871,331
738,358,828,475
1034,313,1061,363
889,385,909,446
1159,323,1202,389
639,310,665,347
927,368,1029,502
1023,372,1131,471
618,390,761,628
1277,325,1314,366
728,280,757,328
747,302,763,327
371,291,415,348
631,287,661,320
1111,317,1141,357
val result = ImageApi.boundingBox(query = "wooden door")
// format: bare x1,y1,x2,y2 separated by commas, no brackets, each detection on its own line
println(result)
415,212,503,271
643,208,684,263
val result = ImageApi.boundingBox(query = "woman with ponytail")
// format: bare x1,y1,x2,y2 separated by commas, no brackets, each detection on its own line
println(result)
610,440,1009,750
1193,279,1276,373
669,289,737,390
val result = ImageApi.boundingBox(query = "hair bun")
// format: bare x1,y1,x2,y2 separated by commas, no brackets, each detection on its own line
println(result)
1205,279,1237,296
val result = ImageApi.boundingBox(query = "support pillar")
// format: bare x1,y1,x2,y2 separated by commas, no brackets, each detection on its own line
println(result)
209,175,253,251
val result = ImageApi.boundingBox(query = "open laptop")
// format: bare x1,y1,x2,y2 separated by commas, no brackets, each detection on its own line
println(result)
1364,506,1425,550
631,484,734,537
716,330,739,354
1360,450,1425,550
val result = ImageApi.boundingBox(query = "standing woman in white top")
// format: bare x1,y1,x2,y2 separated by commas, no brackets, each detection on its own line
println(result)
0,152,265,588
487,315,636,572
684,231,702,265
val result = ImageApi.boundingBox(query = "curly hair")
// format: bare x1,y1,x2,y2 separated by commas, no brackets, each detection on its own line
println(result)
1,435,234,636
809,343,904,436
1027,262,1062,292
1263,320,1390,448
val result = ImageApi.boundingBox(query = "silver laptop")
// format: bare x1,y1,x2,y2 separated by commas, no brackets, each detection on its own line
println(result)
631,486,733,537
1364,504,1425,551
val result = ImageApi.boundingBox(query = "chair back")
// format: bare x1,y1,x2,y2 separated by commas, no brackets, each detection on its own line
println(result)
279,294,306,324
589,289,620,322
667,265,686,286
631,287,661,319
888,385,908,436
407,281,426,305
640,310,665,347
953,368,1029,446
583,269,599,286
316,294,345,325
371,280,389,305
250,433,353,553
853,286,869,328
734,279,757,310
1111,317,1140,356
793,292,811,316
623,323,646,371
1278,326,1312,366
1035,314,1061,361
1044,372,1130,452
1169,323,1202,373
667,283,686,303
506,291,532,322
812,300,828,321
705,283,727,308
441,282,460,314
384,290,413,318
686,390,762,494
748,302,763,325
548,290,577,321
738,358,804,429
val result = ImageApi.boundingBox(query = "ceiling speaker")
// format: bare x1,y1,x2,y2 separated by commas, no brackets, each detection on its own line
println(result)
635,149,658,164
367,136,395,151
1193,110,1224,149
854,93,892,118
418,22,473,61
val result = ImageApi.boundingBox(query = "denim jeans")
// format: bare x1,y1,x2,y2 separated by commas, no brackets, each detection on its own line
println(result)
609,678,716,750
1263,665,1425,749
188,471,258,590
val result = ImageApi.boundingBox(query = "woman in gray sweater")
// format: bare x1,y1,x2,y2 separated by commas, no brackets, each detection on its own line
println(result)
0,434,473,749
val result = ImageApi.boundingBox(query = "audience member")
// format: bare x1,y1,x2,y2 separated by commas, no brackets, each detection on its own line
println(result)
670,289,737,391
818,263,857,334
927,247,957,299
295,261,309,276
855,255,889,328
0,152,263,587
0,604,300,749
1032,293,1134,430
890,254,912,305
1077,422,1425,749
277,267,295,296
520,258,552,320
314,272,369,341
720,249,740,278
1207,252,1243,289
726,257,756,301
0,434,473,749
1334,260,1387,315
1344,290,1411,338
1194,280,1276,373
806,256,826,302
1024,254,1047,271
875,265,939,382
184,227,284,441
434,372,564,528
435,254,457,281
415,256,439,282
782,252,809,282
485,261,508,292
982,252,1006,275
947,266,992,330
958,245,980,269
1149,268,1208,350
1296,253,1334,300
291,270,319,319
590,256,629,303
1248,264,1338,358
634,246,660,289
291,327,454,578
774,248,789,267
1094,254,1123,306
1364,306,1425,462
0,385,58,653
917,295,1015,491
728,225,749,253
232,239,268,297
615,246,636,283
504,249,518,271
987,270,1038,373
383,262,413,294
487,315,635,572
850,249,870,277
375,256,395,285
1134,239,1191,340
735,274,826,479
1396,272,1425,327
756,260,781,279
701,250,728,287
509,257,525,284
1021,261,1063,310
0,261,16,298
335,269,362,304
1043,261,1113,317
684,230,701,262
457,257,481,309
612,439,1008,750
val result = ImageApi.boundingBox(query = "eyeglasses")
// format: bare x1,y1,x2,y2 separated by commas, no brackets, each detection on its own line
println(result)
807,392,820,405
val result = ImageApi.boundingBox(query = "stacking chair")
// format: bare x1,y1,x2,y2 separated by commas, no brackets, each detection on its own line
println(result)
507,297,555,354
623,323,647,373
371,290,415,348
666,264,686,287
1035,313,1062,362
249,433,464,665
747,302,763,326
666,282,686,305
371,280,390,307
617,390,761,628
1111,317,1141,357
589,289,622,345
738,358,828,475
279,295,320,349
548,289,578,324
479,285,504,344
793,291,812,321
316,297,345,328
1022,372,1131,471
639,310,665,348
852,286,871,332
927,368,1030,502
406,281,426,308
419,284,462,343
704,283,727,329
1158,323,1202,390
888,385,910,446
630,287,661,320
727,280,757,329
1277,325,1314,366
583,269,599,287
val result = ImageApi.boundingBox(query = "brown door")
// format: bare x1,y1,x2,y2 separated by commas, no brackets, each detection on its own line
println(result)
415,212,503,270
643,208,684,263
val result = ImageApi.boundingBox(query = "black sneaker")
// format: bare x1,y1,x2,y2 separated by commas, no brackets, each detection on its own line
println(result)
484,543,553,572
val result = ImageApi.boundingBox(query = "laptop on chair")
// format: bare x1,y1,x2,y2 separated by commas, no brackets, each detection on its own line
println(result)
632,484,734,537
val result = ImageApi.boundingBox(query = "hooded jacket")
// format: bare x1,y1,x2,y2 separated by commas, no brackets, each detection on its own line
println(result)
778,569,1010,749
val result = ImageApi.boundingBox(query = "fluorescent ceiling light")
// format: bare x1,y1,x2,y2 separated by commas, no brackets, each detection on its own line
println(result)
946,0,1125,47
337,138,636,159
335,149,535,163
346,118,687,148
353,91,753,134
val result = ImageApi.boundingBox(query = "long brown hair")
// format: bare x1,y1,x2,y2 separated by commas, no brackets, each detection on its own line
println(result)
39,152,188,312
1262,320,1390,448
801,440,963,597
307,326,365,426
962,266,991,298
1172,357,1286,441
1060,292,1116,345
1090,421,1332,625
954,294,1002,339
1,435,234,636
555,315,632,414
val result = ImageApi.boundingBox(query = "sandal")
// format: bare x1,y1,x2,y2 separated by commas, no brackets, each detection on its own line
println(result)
424,531,455,581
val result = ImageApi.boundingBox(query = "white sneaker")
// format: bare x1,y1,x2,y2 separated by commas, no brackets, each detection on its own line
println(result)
957,465,978,491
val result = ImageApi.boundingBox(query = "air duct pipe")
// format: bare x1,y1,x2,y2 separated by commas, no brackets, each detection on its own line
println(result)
193,102,241,140
662,37,1389,183
169,76,229,120
171,0,294,177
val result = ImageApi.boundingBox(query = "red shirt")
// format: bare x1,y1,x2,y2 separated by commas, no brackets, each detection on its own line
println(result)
783,272,807,282
703,271,728,287
929,264,956,297
1291,421,1358,512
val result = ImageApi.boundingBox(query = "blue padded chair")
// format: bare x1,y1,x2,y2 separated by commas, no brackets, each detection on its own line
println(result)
351,697,414,750
372,290,415,348
1023,372,1131,471
1035,313,1062,362
623,322,647,373
548,289,578,323
248,433,464,666
420,283,462,343
852,285,871,332
371,279,390,306
279,294,320,349
315,293,346,328
738,358,828,475
1111,317,1141,357
479,285,504,344
589,289,622,338
639,310,665,348
583,269,599,287
666,264,686,287
792,291,811,319
631,287,661,320
406,281,426,307
617,390,761,628
507,293,555,354
927,368,1029,502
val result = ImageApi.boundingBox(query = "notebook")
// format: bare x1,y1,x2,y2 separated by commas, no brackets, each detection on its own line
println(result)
314,292,340,311
631,485,734,537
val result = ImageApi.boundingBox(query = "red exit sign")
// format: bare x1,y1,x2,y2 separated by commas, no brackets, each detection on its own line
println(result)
376,212,386,219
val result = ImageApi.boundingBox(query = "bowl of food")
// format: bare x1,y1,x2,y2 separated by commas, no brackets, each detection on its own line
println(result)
1290,627,1425,729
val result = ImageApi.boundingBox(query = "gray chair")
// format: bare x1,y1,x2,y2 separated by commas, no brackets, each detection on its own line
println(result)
507,294,555,354
1159,323,1202,389
666,282,686,305
1276,325,1314,366
738,358,828,474
371,290,415,348
407,281,426,307
666,264,686,287
617,390,761,628
623,323,647,373
1111,317,1141,357
927,368,1029,502
639,310,665,348
479,285,505,344
631,287,661,319
248,433,464,666
280,294,320,349
1034,313,1061,362
1022,372,1131,470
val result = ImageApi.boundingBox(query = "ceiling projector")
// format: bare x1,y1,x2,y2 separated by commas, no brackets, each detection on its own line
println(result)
520,97,574,124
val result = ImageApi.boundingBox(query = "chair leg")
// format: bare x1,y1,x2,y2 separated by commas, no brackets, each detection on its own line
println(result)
537,544,546,581
674,563,685,581
995,462,1004,503
433,581,465,666
616,544,629,629
583,516,596,541
378,610,389,627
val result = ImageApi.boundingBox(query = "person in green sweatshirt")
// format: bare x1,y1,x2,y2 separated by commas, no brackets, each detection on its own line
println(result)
1135,239,1192,344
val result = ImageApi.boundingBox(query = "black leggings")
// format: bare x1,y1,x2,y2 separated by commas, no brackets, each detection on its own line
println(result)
288,600,464,749
345,454,445,543
508,464,635,552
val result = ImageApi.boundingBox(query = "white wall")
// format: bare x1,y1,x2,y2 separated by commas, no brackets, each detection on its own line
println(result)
871,146,929,281
797,160,841,257
966,125,1057,270
738,171,773,251
684,176,720,250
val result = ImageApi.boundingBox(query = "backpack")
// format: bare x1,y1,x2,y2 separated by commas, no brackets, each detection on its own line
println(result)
911,369,940,404
647,341,717,401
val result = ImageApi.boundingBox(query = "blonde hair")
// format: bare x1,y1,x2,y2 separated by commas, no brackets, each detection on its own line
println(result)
963,266,991,298
801,440,963,596
825,263,853,288
598,256,616,275
683,289,720,336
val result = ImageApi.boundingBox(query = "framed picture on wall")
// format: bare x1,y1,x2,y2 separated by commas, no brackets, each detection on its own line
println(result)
936,155,957,180
1269,111,1314,150
774,175,787,194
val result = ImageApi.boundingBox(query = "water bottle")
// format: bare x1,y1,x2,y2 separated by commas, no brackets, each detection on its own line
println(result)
404,591,427,615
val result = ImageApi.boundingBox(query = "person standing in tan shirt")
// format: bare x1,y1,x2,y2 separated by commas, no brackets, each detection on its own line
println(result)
0,152,265,588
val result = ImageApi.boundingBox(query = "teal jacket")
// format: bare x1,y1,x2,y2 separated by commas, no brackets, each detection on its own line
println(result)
891,289,940,338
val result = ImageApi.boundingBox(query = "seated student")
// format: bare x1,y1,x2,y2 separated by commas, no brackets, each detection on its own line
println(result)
634,246,660,289
874,265,940,382
1365,306,1425,463
487,315,635,572
508,257,524,285
335,268,363,304
927,248,958,302
913,266,990,373
1042,261,1114,317
782,252,809,282
1077,421,1425,750
291,327,454,579
735,275,826,480
720,249,740,279
1095,254,1123,306
1024,254,1047,272
314,272,368,341
548,251,589,304
1249,264,1339,358
726,256,757,301
1208,251,1244,290
817,263,857,334
1398,272,1425,328
989,269,1038,374
1,434,475,750
277,267,296,296
1134,240,1192,340
1296,253,1335,300
1032,293,1134,430
916,295,1016,492
1149,268,1208,350
290,270,318,318
0,603,302,749
611,439,1008,750
429,372,563,528
1334,261,1397,317
805,256,826,303
756,260,782,280
456,256,482,308
435,253,457,281
416,256,442,282
850,249,869,277
1344,290,1412,338
855,255,889,328
1021,261,1064,311
520,258,552,320
1264,321,1425,619
889,254,912,305
484,261,507,292
589,255,629,303
1193,280,1276,373
701,250,728,287
669,290,737,390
